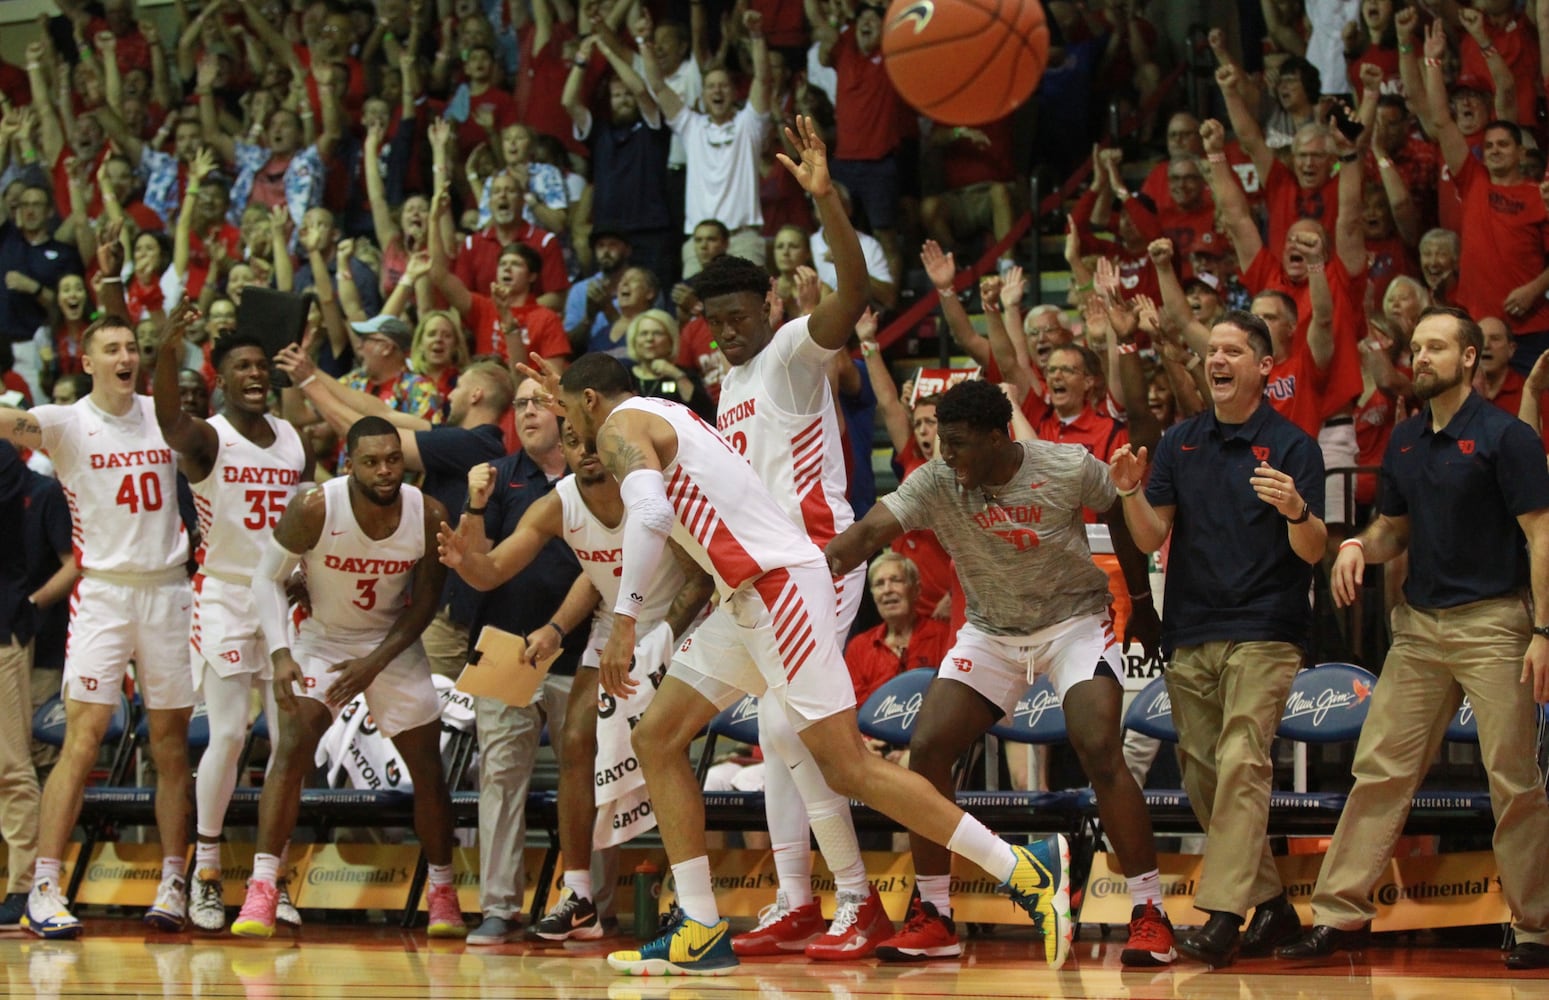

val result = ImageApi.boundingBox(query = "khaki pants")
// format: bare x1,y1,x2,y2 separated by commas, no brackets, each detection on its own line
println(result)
1167,640,1304,917
0,638,40,893
1311,597,1549,943
422,609,471,681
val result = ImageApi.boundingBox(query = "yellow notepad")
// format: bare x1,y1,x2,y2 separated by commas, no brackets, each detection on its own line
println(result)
455,626,561,707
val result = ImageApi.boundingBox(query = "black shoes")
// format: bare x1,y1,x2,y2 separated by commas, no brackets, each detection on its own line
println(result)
1240,893,1302,957
1274,923,1371,959
1506,941,1549,970
1175,911,1241,967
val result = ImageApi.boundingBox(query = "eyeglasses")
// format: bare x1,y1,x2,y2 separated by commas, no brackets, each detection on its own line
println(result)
513,396,547,410
1044,364,1086,377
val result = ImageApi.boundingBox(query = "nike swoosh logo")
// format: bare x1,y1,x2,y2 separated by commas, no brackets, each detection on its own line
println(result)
683,925,726,961
330,529,348,536
571,912,591,928
1400,445,1414,452
1180,445,1199,451
567,525,583,533
1027,480,1047,489
88,429,102,436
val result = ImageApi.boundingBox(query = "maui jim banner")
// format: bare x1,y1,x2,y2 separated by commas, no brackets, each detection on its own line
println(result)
1082,851,1510,932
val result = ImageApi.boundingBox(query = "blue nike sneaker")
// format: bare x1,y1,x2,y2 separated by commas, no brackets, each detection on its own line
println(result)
22,880,83,940
607,908,739,977
1002,834,1073,969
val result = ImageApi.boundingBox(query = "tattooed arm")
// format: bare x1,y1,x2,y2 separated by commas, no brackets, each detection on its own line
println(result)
595,409,678,693
0,407,44,451
663,539,714,639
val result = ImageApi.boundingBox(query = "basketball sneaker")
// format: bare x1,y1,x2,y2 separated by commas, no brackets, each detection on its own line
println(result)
144,874,187,931
1002,834,1072,969
22,880,82,940
607,907,739,977
231,880,278,938
730,891,824,956
189,869,226,932
804,887,894,960
529,886,603,941
874,899,961,961
426,884,468,937
275,880,302,927
1122,901,1177,967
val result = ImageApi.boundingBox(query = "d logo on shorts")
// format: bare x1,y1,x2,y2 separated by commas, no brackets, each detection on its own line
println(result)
953,657,972,673
80,677,99,691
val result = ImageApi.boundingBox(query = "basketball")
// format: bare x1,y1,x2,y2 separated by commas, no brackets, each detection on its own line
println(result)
882,0,1050,126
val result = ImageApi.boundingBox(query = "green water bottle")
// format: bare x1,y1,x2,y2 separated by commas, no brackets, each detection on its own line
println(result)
633,860,661,940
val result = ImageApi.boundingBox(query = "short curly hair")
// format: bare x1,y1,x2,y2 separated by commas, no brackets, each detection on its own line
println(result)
935,378,1011,435
689,254,770,303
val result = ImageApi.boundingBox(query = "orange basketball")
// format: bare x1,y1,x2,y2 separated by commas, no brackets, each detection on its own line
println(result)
882,0,1050,126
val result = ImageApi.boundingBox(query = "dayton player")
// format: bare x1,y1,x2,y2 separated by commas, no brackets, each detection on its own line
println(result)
0,314,194,939
691,113,884,960
552,355,1072,977
237,416,462,939
437,420,712,942
151,310,313,933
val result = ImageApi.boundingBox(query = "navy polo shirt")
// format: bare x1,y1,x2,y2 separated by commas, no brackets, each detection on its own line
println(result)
466,449,586,676
586,115,672,234
1380,391,1549,609
415,423,508,627
1147,401,1325,654
0,442,71,662
0,222,83,342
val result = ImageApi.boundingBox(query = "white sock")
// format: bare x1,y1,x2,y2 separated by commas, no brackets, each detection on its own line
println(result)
34,857,61,889
163,856,187,882
1128,869,1163,907
564,869,592,901
428,863,454,888
195,841,221,874
251,852,280,887
946,816,1017,883
917,874,952,915
770,842,813,908
670,856,718,926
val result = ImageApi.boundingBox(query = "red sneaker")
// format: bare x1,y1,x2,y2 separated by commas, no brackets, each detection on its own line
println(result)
231,881,278,939
1122,901,1177,967
426,884,468,938
805,887,894,961
731,892,824,956
874,899,961,962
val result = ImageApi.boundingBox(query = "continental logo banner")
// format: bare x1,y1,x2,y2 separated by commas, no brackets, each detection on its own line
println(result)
1082,851,1511,931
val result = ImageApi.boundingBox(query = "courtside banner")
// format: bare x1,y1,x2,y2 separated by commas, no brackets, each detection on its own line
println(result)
69,842,161,906
1082,851,1510,931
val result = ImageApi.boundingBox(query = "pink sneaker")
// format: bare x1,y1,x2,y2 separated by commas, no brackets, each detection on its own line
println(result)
231,881,278,938
426,884,468,938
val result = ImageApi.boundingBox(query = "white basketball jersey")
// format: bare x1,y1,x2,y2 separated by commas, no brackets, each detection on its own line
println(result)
556,474,683,630
611,396,822,595
716,316,853,546
33,395,187,575
301,476,425,641
190,414,307,579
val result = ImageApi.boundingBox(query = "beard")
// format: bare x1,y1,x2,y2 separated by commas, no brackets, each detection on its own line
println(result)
352,477,402,507
1414,366,1465,401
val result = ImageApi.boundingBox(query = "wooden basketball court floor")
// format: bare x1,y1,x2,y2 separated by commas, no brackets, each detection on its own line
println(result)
3,920,1544,999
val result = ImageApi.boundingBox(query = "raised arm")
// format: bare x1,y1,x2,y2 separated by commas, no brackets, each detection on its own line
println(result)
24,42,64,165
438,471,564,588
1216,62,1273,183
1328,117,1368,277
855,307,912,452
1201,117,1263,272
636,15,684,121
1458,7,1517,122
805,0,840,67
153,300,220,477
783,116,865,348
920,240,989,366
981,273,1036,403
427,182,474,317
1423,20,1471,175
1109,445,1175,553
195,56,237,163
1299,231,1337,371
745,10,771,116
1148,238,1210,356
1258,0,1308,56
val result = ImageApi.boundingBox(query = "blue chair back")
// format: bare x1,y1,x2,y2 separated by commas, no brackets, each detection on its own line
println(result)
1122,675,1178,743
708,694,762,746
857,668,934,745
1276,662,1376,743
32,693,131,748
988,677,1068,744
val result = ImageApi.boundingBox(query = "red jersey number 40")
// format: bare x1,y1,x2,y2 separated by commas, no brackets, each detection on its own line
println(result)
115,472,164,514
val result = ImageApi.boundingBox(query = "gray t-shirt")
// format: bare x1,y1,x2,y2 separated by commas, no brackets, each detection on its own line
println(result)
881,440,1116,635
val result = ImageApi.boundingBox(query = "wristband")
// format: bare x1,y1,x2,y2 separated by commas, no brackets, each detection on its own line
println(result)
298,374,317,389
545,620,565,641
464,503,487,517
1423,57,1442,68
1338,152,1358,163
574,59,587,68
860,341,878,358
1129,591,1153,602
1480,42,1497,57
1339,537,1365,553
1376,156,1393,169
1116,484,1141,498
1117,341,1138,355
1207,152,1226,164
1286,500,1310,525
1398,43,1413,55
100,275,123,284
1184,354,1201,370
1306,263,1325,274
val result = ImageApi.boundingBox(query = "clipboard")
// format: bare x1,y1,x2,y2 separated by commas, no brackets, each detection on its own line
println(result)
455,625,562,707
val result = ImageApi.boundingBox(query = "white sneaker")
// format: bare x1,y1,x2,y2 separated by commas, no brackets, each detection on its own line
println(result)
144,874,187,931
275,880,301,927
189,870,226,932
22,880,82,940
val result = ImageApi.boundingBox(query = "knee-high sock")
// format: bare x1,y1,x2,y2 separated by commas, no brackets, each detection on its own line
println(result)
195,668,256,842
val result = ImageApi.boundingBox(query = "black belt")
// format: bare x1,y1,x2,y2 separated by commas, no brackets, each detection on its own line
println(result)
1323,417,1354,427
